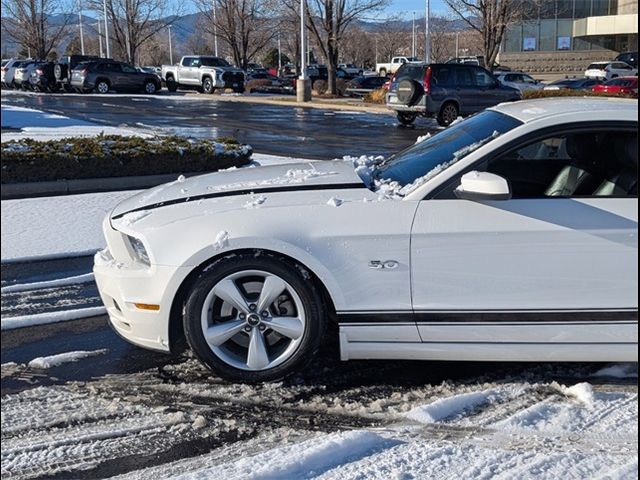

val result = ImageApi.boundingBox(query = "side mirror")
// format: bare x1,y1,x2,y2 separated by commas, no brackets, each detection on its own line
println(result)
454,171,512,201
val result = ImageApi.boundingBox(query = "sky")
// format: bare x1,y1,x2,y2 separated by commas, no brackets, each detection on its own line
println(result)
383,0,449,18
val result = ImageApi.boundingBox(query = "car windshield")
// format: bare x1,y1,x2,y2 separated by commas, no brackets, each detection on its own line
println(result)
201,57,230,67
374,110,522,191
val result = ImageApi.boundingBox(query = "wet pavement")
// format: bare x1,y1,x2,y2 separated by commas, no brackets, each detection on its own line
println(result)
1,91,439,159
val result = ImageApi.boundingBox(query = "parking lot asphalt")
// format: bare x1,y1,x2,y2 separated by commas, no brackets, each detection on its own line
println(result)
1,91,439,159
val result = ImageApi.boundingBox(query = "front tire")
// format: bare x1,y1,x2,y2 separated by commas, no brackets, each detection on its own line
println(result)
166,77,178,92
202,77,215,94
183,253,327,383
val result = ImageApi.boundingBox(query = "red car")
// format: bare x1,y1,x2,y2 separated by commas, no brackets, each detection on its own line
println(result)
592,76,638,97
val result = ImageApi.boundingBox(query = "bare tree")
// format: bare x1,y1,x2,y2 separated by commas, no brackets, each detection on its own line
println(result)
443,0,538,70
193,0,279,69
304,0,390,95
88,0,181,64
1,0,71,59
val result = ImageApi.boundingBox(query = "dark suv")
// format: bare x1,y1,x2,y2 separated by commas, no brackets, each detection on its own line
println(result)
55,55,100,91
386,63,521,126
615,51,637,69
70,60,162,94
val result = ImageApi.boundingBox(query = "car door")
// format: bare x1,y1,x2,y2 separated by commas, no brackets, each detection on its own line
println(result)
410,122,638,347
180,57,197,85
120,63,142,90
452,66,478,114
472,67,503,109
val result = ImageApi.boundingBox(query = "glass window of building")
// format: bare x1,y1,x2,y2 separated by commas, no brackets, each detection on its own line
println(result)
505,24,522,52
557,19,573,50
540,20,557,51
556,0,575,18
523,21,539,51
574,0,593,18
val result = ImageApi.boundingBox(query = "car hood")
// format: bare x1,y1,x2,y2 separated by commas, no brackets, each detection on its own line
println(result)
111,160,365,219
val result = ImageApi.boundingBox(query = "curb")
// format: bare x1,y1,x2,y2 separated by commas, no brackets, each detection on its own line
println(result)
184,92,391,114
1,173,185,200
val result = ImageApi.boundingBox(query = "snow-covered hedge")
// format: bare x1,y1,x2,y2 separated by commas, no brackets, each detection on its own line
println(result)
1,135,252,183
522,89,636,100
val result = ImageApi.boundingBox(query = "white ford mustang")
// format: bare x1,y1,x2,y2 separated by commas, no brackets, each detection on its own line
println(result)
95,97,638,382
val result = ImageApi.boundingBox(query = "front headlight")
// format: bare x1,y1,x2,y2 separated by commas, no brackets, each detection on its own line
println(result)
126,235,150,266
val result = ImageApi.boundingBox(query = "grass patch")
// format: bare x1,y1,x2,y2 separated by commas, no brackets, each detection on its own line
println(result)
1,135,252,184
364,88,387,104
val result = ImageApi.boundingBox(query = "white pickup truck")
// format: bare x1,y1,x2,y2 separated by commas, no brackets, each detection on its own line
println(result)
376,56,421,76
161,56,246,94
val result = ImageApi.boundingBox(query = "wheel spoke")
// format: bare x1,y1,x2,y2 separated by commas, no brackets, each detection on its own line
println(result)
213,279,249,313
256,275,287,312
247,328,270,370
205,320,245,346
263,316,304,340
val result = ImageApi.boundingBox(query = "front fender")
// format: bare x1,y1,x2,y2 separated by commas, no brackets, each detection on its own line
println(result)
182,237,346,309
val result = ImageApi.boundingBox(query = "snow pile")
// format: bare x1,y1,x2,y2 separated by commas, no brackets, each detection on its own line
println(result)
415,132,432,143
27,349,109,369
213,231,230,249
592,363,638,379
1,273,95,293
285,164,338,181
405,390,496,424
348,155,384,188
552,382,596,409
244,195,267,209
174,430,396,480
94,248,124,269
1,306,107,330
326,197,344,207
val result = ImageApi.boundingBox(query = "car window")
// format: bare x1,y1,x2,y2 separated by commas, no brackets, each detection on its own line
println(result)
474,68,496,87
587,63,606,70
522,74,537,84
374,110,522,190
482,129,638,198
121,64,137,73
432,67,452,86
397,64,425,81
181,57,193,67
454,67,474,86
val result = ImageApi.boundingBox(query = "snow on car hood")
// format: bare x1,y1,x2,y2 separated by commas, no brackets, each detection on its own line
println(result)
111,160,365,219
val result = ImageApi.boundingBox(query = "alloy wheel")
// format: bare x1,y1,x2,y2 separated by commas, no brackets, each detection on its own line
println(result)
200,270,306,371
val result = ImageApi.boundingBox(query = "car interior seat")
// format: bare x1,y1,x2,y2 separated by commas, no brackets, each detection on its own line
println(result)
545,133,605,197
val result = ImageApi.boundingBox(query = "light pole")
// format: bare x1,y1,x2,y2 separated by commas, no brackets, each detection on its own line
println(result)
94,22,103,57
425,0,430,63
168,25,173,65
78,0,85,55
412,11,416,58
297,0,311,102
212,0,219,56
455,31,459,58
277,32,282,71
102,0,110,58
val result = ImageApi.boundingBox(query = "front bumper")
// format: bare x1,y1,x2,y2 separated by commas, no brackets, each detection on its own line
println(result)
93,217,191,353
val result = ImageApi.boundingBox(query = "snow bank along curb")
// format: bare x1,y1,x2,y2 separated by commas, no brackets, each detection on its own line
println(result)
1,306,107,331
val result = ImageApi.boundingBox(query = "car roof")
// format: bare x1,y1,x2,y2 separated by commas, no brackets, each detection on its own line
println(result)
490,97,638,123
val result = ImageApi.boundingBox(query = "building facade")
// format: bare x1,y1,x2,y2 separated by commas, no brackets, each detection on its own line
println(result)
499,0,638,75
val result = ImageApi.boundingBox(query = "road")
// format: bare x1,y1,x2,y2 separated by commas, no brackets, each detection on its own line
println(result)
1,91,439,159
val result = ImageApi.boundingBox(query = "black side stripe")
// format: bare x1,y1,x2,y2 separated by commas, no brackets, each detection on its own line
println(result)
338,310,638,324
112,182,366,219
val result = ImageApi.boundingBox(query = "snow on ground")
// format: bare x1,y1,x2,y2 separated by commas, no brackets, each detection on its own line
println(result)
1,105,149,141
1,190,137,262
5,358,631,480
27,349,109,368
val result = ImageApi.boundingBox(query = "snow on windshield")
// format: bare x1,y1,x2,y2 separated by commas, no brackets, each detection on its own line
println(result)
351,129,502,199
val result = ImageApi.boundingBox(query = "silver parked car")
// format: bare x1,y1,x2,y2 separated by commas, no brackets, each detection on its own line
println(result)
495,71,545,92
